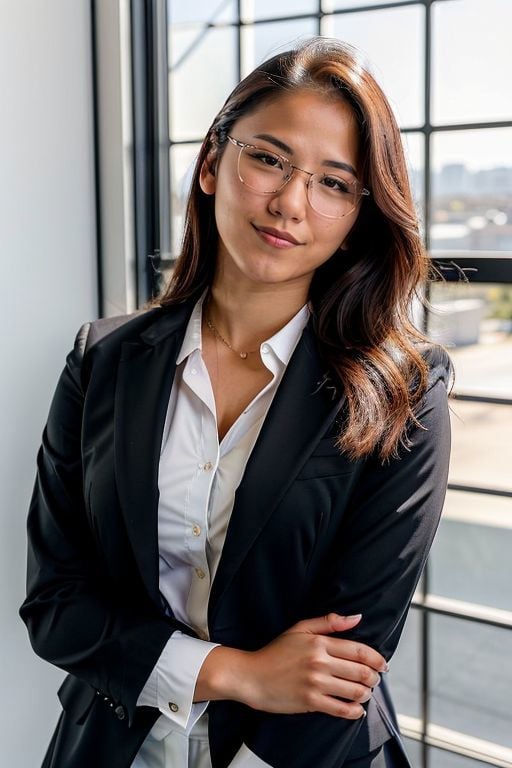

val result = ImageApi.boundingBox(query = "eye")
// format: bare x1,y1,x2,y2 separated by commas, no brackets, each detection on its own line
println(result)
247,148,284,170
320,175,353,194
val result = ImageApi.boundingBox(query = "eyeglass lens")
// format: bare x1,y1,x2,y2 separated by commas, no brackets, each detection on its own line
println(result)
238,145,360,218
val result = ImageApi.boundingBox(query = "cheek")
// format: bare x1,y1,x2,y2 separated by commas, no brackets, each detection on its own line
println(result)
327,213,359,246
215,171,244,212
317,221,352,251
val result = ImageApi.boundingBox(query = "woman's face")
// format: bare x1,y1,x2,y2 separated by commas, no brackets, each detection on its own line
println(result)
200,89,363,294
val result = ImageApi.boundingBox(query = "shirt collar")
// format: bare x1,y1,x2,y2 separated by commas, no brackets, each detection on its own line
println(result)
262,303,310,366
176,289,310,367
175,290,206,365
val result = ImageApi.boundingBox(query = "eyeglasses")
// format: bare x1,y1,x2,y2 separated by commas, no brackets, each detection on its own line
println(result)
227,135,370,219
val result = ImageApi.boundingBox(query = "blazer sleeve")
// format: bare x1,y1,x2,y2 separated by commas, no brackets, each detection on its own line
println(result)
244,372,451,768
19,325,188,725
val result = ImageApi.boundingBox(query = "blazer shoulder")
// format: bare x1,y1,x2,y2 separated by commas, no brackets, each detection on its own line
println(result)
73,308,159,362
416,341,454,392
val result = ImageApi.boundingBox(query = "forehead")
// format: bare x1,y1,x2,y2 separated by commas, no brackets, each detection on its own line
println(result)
232,89,360,167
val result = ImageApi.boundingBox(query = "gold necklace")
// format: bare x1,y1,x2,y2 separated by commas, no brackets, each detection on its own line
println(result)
205,313,259,360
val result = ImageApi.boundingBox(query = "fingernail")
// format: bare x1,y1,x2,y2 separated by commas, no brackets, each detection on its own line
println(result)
361,710,367,719
381,662,390,673
344,614,362,620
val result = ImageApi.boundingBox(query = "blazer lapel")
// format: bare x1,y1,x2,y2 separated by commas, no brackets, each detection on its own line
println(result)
114,302,194,605
209,321,344,626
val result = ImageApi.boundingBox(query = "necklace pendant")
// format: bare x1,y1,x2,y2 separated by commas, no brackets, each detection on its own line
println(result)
239,351,248,359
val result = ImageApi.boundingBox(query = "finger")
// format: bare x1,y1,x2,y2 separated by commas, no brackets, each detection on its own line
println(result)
304,669,372,704
325,637,388,673
289,612,362,636
324,676,373,704
330,658,381,688
312,694,366,720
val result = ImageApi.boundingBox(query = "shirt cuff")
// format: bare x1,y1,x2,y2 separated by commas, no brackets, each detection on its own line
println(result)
136,630,220,733
228,743,273,768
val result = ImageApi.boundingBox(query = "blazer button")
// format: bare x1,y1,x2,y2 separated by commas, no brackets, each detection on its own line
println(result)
169,702,179,713
115,704,126,720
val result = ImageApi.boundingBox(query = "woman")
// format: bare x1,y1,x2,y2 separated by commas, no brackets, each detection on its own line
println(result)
21,38,451,768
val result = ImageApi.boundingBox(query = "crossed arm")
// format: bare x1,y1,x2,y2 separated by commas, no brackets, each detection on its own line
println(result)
196,376,451,766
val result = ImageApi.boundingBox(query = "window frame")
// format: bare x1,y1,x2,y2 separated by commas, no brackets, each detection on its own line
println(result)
130,3,512,764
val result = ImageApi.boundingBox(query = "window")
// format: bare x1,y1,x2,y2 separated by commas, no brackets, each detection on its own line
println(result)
132,2,512,764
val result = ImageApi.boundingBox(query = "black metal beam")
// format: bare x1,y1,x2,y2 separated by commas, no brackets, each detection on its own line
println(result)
431,255,512,284
131,0,160,306
450,393,512,407
447,483,512,499
90,0,104,317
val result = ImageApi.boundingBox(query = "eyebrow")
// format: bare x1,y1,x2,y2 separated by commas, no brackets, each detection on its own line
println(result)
253,133,359,178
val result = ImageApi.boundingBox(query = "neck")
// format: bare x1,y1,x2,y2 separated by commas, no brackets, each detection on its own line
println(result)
204,282,309,351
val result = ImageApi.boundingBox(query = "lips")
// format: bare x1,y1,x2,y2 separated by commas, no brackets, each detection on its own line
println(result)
253,225,302,246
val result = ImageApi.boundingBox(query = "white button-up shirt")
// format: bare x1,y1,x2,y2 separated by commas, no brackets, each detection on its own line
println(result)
134,292,310,767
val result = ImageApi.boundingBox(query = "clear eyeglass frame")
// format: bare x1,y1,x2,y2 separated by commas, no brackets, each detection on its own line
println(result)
226,135,370,219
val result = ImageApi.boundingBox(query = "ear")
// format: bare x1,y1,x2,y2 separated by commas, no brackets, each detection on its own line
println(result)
199,152,217,195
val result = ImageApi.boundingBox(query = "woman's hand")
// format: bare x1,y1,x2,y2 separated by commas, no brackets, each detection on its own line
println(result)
197,613,387,719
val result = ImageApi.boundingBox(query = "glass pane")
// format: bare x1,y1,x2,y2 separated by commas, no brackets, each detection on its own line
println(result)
387,607,421,720
430,615,512,747
402,132,424,227
429,748,496,768
170,144,201,257
431,129,512,253
169,25,238,140
168,0,237,25
448,401,512,492
241,17,319,75
430,490,512,612
324,0,399,8
432,0,512,125
428,281,512,398
327,5,424,127
402,738,422,767
242,0,319,21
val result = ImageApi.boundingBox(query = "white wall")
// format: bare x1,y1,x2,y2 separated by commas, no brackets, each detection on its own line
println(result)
0,1,98,764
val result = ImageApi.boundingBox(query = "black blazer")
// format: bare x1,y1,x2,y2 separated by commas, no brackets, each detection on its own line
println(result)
20,299,451,768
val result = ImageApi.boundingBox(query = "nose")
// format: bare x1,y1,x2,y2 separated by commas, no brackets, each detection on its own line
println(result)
267,168,310,221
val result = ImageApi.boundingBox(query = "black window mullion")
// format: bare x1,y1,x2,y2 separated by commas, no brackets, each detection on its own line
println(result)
421,5,433,764
236,0,242,82
131,0,161,306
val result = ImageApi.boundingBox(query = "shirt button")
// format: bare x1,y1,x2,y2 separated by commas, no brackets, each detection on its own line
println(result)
261,344,270,354
192,524,201,536
169,702,179,713
195,568,206,579
203,461,213,471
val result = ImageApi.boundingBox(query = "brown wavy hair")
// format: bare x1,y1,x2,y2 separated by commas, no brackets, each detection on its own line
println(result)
157,37,441,461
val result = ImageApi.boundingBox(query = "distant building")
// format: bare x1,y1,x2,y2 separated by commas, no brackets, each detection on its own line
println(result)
435,163,471,196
